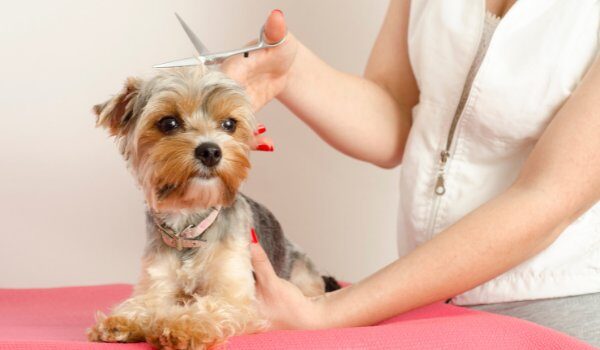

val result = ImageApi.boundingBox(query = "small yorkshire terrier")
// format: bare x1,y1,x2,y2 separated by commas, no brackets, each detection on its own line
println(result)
87,66,339,349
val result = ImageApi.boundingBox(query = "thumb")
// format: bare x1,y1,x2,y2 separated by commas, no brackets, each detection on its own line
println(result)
264,9,287,44
250,242,277,285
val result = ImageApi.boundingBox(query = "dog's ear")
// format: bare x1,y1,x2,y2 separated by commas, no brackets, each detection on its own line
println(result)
94,77,142,135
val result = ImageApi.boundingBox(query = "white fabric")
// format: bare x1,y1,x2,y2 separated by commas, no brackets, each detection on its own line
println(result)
399,0,600,305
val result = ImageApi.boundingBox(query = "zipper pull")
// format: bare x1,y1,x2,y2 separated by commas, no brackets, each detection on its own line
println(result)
435,174,446,195
440,150,449,164
434,151,449,196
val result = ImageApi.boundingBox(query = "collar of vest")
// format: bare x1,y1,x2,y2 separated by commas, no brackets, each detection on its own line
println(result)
152,206,221,251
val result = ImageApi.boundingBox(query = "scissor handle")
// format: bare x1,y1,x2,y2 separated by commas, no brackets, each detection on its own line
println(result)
202,27,287,65
258,25,287,48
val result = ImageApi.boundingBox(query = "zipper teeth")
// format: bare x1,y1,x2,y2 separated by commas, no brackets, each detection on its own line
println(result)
429,82,478,231
445,110,463,153
427,4,489,236
435,6,499,197
444,7,501,155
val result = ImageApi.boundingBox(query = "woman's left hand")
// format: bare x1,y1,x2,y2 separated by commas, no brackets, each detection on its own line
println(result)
249,242,329,330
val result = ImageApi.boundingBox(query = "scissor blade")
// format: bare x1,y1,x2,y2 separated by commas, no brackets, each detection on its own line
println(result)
153,56,202,68
174,13,209,55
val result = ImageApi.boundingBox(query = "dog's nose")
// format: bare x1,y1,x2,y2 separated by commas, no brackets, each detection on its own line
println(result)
194,142,222,167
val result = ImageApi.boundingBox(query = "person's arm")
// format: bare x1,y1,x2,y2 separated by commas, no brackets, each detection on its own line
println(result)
222,1,418,168
250,54,600,330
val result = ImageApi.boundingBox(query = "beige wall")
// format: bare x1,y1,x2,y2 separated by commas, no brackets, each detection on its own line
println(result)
0,0,399,288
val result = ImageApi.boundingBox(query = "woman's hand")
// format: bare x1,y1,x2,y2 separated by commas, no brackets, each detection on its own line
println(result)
221,10,298,112
249,123,274,152
223,4,415,166
249,242,330,330
221,10,294,152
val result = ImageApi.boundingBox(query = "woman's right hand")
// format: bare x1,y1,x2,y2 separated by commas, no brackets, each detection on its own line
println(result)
225,3,414,167
221,9,298,112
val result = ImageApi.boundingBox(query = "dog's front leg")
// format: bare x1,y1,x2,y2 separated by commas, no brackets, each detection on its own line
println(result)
88,257,178,343
148,237,265,350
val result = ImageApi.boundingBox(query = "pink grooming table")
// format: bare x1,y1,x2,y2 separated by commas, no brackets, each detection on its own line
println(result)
0,284,593,349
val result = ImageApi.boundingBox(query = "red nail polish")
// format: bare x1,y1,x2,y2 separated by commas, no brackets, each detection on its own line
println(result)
251,228,258,243
254,124,267,135
272,9,284,17
257,144,274,152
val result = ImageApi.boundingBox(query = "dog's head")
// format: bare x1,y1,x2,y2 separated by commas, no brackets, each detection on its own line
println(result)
94,67,255,213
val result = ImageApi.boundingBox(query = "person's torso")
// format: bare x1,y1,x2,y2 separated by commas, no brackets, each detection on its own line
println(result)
400,0,600,305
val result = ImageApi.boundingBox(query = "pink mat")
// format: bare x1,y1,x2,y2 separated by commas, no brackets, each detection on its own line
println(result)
0,284,593,350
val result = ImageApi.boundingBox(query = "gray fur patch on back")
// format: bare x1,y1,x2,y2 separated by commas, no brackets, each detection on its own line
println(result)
241,194,292,279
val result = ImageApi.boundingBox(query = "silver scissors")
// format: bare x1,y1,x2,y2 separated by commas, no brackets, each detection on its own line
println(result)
154,13,287,68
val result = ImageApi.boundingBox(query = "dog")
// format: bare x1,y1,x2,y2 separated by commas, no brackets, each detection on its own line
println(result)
87,66,340,349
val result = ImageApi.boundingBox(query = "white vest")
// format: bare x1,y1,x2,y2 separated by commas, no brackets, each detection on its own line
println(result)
399,0,600,305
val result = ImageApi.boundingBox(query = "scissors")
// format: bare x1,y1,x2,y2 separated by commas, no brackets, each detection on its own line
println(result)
154,13,287,68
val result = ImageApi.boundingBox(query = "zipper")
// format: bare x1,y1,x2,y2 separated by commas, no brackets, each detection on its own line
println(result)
427,3,493,236
428,73,479,234
434,102,465,197
427,74,479,235
434,9,506,198
427,149,449,236
434,150,450,195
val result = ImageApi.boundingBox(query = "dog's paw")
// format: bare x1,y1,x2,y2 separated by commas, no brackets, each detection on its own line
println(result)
87,312,145,343
147,317,223,350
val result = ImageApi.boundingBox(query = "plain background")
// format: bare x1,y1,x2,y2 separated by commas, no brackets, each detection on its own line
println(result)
0,0,401,288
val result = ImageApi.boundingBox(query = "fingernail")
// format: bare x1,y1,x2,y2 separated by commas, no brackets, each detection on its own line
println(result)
272,9,284,17
253,124,267,135
251,228,258,244
257,144,274,152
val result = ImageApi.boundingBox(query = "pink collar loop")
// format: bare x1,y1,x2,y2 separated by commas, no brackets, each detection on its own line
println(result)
154,206,221,251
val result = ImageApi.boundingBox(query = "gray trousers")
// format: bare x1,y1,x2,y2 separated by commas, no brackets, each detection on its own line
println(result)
469,293,600,347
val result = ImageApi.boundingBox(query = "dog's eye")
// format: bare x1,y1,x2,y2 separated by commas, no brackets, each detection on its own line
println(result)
221,118,237,133
156,116,181,134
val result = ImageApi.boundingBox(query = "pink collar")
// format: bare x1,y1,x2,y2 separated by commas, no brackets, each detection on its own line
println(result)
154,206,221,251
